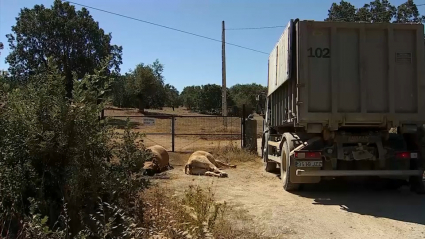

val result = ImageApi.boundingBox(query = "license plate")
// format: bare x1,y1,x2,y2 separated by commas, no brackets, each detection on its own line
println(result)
295,161,323,168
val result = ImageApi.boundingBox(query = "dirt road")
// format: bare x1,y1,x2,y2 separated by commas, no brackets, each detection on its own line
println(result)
159,153,425,239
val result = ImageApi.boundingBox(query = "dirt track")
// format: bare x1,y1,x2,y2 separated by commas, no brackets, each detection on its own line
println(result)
158,152,425,239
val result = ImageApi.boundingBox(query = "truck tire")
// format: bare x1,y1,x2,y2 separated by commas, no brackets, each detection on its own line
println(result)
281,141,300,191
263,139,277,172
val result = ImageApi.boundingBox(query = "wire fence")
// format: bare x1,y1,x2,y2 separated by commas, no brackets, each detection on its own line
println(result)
174,116,242,152
107,114,243,152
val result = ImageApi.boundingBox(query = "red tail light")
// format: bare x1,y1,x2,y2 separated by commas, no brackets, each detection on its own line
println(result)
395,152,410,159
294,151,321,159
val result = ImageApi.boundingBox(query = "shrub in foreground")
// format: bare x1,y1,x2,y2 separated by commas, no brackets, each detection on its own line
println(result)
0,62,150,238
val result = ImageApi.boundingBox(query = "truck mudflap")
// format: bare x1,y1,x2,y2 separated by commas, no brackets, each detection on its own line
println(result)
296,169,423,177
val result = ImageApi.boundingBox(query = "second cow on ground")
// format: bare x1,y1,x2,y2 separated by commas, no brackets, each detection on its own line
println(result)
185,150,236,177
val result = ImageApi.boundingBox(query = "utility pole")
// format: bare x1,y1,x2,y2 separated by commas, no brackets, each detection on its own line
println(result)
222,21,227,127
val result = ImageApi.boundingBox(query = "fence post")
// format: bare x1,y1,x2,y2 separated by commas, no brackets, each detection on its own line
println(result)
244,119,257,153
171,116,175,152
242,104,246,148
240,116,243,149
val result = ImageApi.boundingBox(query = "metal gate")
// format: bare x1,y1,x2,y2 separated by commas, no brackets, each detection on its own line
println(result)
174,116,242,152
109,115,242,152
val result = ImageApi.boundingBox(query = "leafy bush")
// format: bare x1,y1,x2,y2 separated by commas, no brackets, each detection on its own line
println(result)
0,61,151,238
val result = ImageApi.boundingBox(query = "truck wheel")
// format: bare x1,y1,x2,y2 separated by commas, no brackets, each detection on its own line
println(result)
264,140,277,172
281,141,300,191
265,161,277,172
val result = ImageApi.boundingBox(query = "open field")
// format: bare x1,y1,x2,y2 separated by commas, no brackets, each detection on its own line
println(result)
105,106,263,152
151,147,425,239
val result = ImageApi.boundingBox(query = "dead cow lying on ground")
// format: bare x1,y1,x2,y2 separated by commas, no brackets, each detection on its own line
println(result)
144,145,172,176
185,150,236,177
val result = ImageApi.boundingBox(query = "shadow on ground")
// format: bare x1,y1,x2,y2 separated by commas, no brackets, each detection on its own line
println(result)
143,111,174,117
108,118,140,129
295,179,425,225
105,107,135,111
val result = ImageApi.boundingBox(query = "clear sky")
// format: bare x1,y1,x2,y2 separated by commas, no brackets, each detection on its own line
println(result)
0,0,422,92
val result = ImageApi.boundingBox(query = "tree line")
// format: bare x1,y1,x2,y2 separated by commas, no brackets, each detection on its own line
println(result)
109,65,267,116
325,0,424,23
179,83,266,115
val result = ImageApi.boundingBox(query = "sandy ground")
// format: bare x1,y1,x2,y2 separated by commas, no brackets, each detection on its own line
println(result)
153,147,425,239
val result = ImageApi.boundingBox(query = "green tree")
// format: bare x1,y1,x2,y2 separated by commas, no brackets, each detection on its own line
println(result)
124,60,165,112
229,83,266,115
110,74,136,108
180,85,202,110
395,0,425,23
5,0,122,98
325,0,357,22
110,60,170,111
356,0,396,22
164,84,180,108
197,84,222,112
180,84,234,113
0,41,3,56
146,60,166,109
326,0,424,23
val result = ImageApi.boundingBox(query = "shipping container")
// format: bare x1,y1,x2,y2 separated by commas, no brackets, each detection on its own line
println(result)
260,19,425,193
268,19,425,130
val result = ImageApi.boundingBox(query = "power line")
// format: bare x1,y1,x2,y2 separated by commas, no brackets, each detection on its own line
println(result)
227,25,285,30
65,1,268,55
65,1,425,55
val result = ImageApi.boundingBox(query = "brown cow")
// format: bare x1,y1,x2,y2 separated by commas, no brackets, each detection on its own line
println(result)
184,150,236,178
144,145,171,176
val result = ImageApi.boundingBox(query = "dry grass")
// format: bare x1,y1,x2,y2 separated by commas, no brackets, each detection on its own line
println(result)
141,183,271,239
211,142,260,164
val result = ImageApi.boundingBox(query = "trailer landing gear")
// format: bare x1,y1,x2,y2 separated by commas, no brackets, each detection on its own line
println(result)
263,139,277,173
